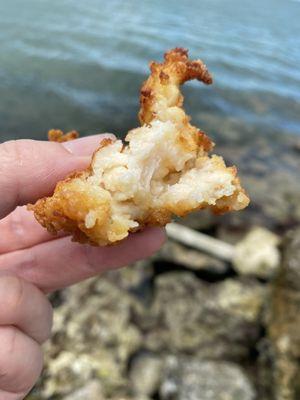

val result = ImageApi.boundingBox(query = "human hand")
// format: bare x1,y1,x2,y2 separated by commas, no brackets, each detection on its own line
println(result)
0,275,52,400
0,135,165,399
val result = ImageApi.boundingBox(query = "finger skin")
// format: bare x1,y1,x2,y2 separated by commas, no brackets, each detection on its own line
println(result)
0,134,114,219
0,134,114,254
0,326,43,395
0,227,166,293
61,133,115,155
0,389,25,400
0,276,53,344
0,207,58,255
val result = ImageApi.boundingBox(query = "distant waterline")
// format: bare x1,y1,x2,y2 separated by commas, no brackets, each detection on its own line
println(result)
0,0,299,141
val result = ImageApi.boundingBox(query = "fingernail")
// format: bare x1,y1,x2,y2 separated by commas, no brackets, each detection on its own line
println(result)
62,133,116,156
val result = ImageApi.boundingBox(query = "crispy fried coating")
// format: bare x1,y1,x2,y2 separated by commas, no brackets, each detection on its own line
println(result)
48,129,79,142
29,48,249,246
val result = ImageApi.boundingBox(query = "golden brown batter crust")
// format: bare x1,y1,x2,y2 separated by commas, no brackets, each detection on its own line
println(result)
28,49,249,246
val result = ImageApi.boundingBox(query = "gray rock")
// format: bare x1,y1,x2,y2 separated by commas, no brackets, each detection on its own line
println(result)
129,352,164,396
40,277,142,398
216,134,300,232
279,228,300,291
175,210,216,231
160,357,256,400
266,228,300,400
105,260,153,292
142,273,267,359
233,227,280,279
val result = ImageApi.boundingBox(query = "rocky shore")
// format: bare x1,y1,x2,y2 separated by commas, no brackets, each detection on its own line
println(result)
26,132,300,400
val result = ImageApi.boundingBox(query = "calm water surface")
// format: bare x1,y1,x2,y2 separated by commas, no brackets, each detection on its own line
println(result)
0,0,299,142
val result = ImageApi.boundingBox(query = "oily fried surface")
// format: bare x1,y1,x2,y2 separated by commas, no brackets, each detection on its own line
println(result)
48,129,79,142
139,47,212,125
29,48,249,246
139,48,213,154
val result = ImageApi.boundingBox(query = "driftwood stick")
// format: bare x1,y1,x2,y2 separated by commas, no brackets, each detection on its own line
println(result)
166,222,235,262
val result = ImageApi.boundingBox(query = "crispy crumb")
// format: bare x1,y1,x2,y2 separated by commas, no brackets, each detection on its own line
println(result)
48,129,79,142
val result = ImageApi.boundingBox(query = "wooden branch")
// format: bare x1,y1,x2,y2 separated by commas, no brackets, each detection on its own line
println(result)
166,222,234,261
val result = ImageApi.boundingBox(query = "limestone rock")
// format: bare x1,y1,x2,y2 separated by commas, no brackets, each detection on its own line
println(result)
160,357,256,400
278,228,300,291
142,272,267,359
233,227,280,279
267,228,300,400
129,352,164,396
105,260,154,295
63,381,150,400
62,381,103,400
41,277,142,397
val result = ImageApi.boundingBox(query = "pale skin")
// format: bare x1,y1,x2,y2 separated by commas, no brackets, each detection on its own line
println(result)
0,135,165,400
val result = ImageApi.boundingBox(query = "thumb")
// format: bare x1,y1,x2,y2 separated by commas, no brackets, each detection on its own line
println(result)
0,134,114,219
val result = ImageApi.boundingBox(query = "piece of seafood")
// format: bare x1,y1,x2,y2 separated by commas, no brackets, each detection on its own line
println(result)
29,48,249,246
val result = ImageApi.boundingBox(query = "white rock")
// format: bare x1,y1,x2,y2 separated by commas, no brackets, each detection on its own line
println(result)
130,353,164,396
233,227,280,278
62,381,103,400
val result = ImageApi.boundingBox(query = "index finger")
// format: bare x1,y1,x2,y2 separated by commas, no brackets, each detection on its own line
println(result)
0,134,113,219
0,227,165,293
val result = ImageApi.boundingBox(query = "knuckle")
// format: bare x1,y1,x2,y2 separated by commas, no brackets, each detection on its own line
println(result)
0,140,25,208
0,140,24,167
7,208,27,248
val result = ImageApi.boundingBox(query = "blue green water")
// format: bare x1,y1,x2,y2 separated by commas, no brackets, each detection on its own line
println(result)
0,0,299,142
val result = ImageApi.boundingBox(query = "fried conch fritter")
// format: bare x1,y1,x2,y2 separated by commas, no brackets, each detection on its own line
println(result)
29,48,249,246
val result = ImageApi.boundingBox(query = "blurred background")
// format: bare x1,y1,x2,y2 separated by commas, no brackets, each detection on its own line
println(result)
0,0,299,399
